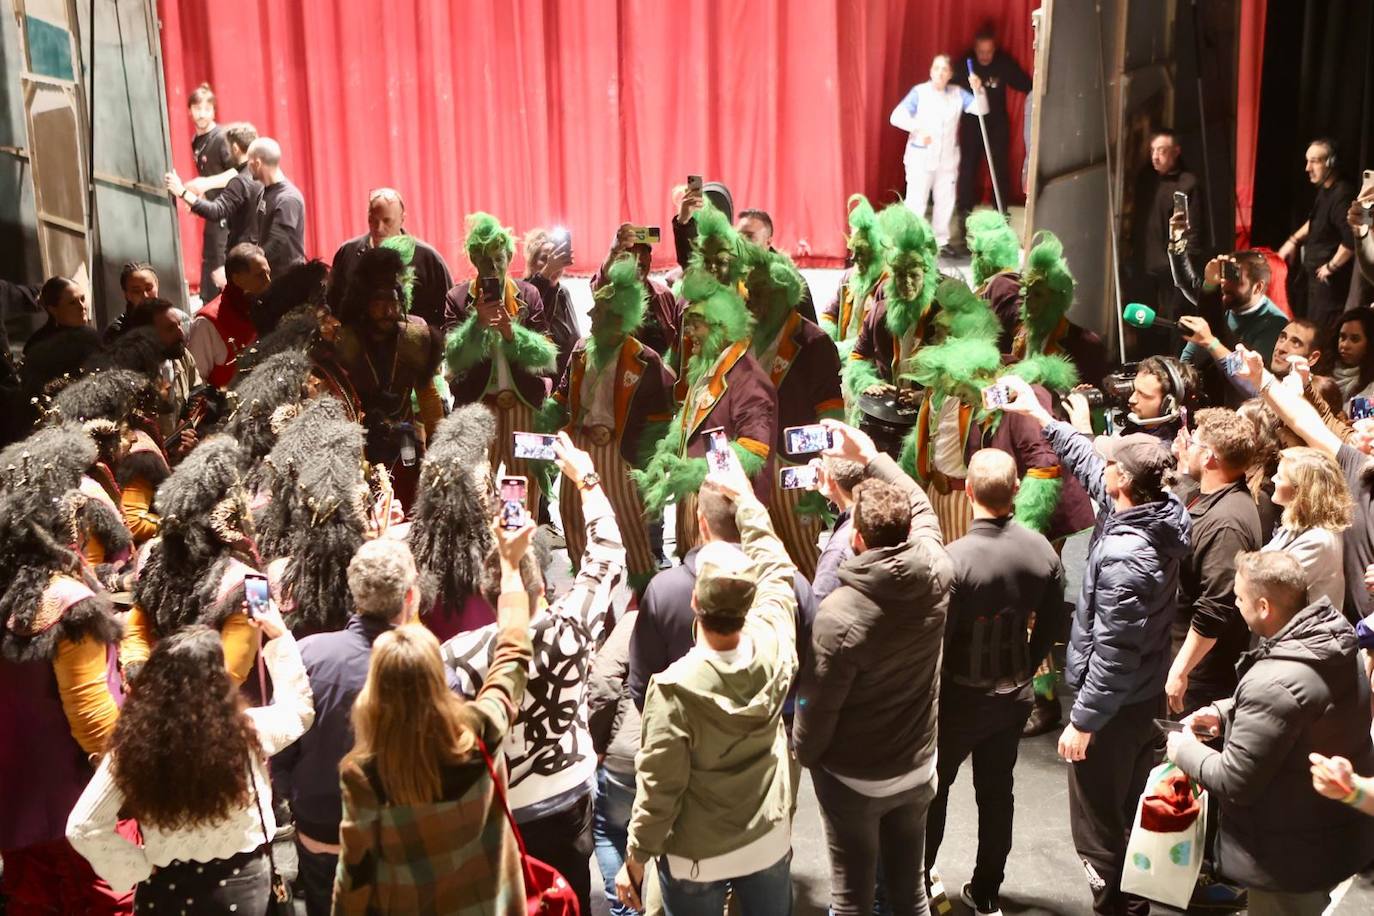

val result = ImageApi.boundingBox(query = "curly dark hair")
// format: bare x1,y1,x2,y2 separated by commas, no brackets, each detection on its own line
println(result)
47,369,158,426
407,404,496,611
109,625,262,830
225,350,314,466
137,435,256,636
339,246,405,327
82,326,167,378
256,397,366,632
252,259,329,335
236,310,321,374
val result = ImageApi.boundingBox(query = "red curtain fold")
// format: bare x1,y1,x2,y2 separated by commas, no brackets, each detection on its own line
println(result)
158,0,1037,289
1233,0,1266,249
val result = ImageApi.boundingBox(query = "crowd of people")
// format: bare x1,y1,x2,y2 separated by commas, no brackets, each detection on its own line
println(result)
6,41,1374,916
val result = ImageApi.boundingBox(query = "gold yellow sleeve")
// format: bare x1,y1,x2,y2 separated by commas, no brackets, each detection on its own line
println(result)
54,635,120,757
417,379,445,442
119,604,154,673
220,612,257,687
120,477,160,544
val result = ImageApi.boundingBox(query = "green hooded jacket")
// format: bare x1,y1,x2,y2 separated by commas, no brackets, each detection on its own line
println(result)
626,496,799,866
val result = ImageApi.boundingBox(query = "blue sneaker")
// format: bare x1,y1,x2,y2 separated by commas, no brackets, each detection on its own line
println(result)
1189,871,1247,911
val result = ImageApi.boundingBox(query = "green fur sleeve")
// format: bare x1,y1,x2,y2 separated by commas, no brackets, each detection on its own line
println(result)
534,397,567,434
501,322,558,373
842,358,882,412
444,314,494,376
820,314,839,340
1014,475,1062,535
632,420,670,470
898,426,920,481
836,338,857,362
729,440,766,479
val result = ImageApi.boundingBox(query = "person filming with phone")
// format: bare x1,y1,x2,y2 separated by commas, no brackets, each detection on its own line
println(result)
997,373,1191,916
1167,550,1374,915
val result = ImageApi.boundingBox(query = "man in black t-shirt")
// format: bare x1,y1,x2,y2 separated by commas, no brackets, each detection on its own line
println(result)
245,137,307,279
167,122,263,297
1278,139,1356,329
953,28,1032,238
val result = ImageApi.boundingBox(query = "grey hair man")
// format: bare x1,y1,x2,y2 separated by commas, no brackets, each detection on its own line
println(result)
272,538,420,915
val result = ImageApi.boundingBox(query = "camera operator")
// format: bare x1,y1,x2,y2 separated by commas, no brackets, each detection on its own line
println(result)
1066,356,1195,443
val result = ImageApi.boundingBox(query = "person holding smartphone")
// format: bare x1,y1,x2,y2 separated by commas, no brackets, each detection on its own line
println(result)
1126,130,1200,345
443,212,559,520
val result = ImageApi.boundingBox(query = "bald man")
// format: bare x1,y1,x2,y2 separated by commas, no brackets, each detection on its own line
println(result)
924,449,1066,916
327,188,453,328
247,137,307,277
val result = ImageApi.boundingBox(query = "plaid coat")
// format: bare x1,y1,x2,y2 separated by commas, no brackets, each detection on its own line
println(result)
333,625,533,914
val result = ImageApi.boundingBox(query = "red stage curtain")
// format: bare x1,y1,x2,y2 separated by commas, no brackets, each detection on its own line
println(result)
1233,0,1266,249
158,0,1036,289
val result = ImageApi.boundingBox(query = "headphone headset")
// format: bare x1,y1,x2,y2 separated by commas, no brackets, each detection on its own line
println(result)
1314,137,1337,169
1127,357,1187,427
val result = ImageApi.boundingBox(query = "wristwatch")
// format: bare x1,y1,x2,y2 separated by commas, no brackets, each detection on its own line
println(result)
579,472,601,491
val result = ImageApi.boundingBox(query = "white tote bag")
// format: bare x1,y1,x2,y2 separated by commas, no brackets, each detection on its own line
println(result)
1120,761,1209,909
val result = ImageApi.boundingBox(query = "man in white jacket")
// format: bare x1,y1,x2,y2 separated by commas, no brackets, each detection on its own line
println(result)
890,55,989,253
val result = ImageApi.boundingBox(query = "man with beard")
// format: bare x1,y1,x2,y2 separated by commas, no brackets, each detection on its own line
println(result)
545,256,674,592
443,212,558,515
97,296,200,439
1180,314,1324,402
735,208,819,323
821,195,890,359
190,242,270,388
326,188,452,329
669,201,752,375
1172,247,1289,406
335,245,444,512
965,207,1024,354
1013,232,1109,394
635,268,777,556
748,247,843,578
844,204,941,411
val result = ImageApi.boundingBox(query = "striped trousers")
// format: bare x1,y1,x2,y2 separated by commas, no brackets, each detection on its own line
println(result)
928,487,972,545
767,469,822,581
560,429,656,581
485,393,543,512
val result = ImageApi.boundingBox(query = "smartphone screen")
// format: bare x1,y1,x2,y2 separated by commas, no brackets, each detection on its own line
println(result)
244,574,271,618
981,384,1010,410
479,276,503,302
780,465,819,490
704,427,731,474
687,174,704,193
783,424,832,455
1351,397,1374,421
1220,259,1241,283
513,432,557,461
499,476,529,531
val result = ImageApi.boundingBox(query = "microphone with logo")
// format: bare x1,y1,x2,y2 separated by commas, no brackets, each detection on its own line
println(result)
1122,302,1179,331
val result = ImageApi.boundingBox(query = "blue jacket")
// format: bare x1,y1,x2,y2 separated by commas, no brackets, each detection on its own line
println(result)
271,614,392,843
1044,421,1192,732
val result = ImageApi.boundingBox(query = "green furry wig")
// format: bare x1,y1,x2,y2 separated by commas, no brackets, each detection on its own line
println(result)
933,277,1003,343
966,208,1021,287
679,268,754,389
877,204,938,337
746,247,804,353
1020,231,1075,355
463,211,516,260
587,255,647,370
690,201,751,285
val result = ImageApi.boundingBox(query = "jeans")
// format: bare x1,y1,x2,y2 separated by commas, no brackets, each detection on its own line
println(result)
593,766,638,916
134,848,270,914
1067,694,1164,916
811,767,936,916
294,838,338,916
518,789,595,916
924,681,1034,901
657,849,793,916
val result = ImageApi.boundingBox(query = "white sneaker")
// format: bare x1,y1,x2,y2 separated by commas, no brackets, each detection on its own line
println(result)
960,882,1004,916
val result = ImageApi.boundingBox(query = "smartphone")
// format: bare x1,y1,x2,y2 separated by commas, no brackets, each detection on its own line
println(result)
1154,717,1219,737
244,574,271,619
981,383,1011,410
783,423,833,455
687,174,704,193
513,431,557,461
1220,259,1241,283
630,226,662,245
499,476,528,531
1351,397,1374,421
703,426,731,474
780,465,819,490
550,226,571,246
479,276,503,302
1172,190,1189,227
1218,350,1243,379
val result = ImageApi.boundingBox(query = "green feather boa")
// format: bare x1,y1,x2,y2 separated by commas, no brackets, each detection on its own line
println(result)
1014,475,1062,536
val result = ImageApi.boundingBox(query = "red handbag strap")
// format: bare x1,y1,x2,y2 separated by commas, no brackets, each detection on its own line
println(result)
477,738,541,893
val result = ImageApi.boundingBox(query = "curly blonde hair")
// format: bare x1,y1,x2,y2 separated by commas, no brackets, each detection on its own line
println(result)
1278,446,1352,533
